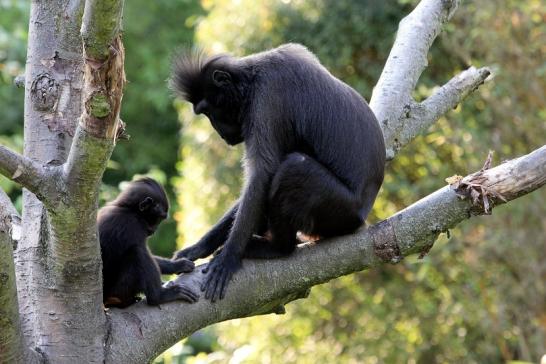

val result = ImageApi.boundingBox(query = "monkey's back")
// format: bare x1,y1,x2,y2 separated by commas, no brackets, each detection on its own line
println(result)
243,44,385,198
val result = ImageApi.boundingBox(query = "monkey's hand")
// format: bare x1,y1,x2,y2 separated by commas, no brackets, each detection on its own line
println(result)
169,284,200,303
173,245,207,261
201,252,242,302
172,258,195,274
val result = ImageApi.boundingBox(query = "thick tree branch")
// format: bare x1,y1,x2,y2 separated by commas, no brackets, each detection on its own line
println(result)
62,0,126,190
81,0,125,61
48,0,124,277
60,0,125,215
12,0,122,361
0,188,24,363
369,0,481,160
106,145,546,363
0,145,57,203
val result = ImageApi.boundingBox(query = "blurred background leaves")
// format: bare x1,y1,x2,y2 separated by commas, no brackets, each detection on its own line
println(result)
0,0,544,363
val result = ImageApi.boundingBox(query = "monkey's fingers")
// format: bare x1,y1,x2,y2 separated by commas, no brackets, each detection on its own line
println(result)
173,247,199,261
201,254,219,275
219,271,232,300
176,286,199,303
204,270,221,302
201,263,217,291
211,271,225,302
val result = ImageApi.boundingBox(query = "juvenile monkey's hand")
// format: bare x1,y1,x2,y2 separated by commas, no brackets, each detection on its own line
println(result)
173,245,204,261
172,258,195,274
169,284,200,303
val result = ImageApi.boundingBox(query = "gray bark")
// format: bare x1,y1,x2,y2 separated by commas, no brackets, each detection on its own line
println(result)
0,189,24,363
5,0,123,362
369,0,491,160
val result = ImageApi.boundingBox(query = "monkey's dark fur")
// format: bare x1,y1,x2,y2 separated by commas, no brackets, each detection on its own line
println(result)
98,178,198,308
171,44,385,302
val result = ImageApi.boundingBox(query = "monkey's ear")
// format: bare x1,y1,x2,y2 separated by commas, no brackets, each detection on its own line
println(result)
212,70,231,87
139,197,154,212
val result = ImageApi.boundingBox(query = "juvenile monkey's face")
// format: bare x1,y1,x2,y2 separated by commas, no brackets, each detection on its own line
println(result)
139,197,169,235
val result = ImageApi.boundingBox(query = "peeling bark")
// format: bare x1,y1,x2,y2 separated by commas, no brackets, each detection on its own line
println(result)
79,35,126,139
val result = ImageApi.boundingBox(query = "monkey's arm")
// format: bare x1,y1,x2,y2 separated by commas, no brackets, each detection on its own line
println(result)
154,256,195,274
173,202,239,261
202,170,271,302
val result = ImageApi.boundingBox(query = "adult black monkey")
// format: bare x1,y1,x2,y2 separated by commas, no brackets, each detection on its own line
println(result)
99,178,198,308
172,44,385,302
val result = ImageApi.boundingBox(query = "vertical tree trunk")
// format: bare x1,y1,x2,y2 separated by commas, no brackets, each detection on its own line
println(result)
15,1,107,362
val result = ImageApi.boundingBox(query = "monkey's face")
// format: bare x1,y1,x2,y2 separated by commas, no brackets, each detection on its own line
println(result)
192,69,244,146
114,178,170,235
139,196,169,235
171,53,246,145
193,98,244,146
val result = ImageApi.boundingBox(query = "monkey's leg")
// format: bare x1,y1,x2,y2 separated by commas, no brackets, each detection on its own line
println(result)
173,202,239,261
105,259,141,308
244,152,364,259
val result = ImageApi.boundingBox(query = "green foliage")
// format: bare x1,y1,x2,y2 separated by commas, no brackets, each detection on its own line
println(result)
0,0,28,207
101,0,204,255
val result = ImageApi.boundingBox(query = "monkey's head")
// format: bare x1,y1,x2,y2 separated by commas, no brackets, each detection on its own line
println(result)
113,178,169,235
171,51,249,146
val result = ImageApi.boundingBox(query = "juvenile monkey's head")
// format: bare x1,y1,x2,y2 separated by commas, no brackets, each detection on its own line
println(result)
113,177,169,234
170,50,249,146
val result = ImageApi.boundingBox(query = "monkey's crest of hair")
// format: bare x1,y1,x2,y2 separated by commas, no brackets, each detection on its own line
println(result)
170,49,226,104
170,49,206,104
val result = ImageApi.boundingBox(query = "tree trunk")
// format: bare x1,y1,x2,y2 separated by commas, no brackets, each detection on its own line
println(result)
14,1,108,362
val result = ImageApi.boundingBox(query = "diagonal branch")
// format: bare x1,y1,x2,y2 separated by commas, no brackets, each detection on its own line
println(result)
0,188,24,363
47,0,125,269
389,66,491,155
81,0,125,61
0,145,58,203
62,0,126,192
106,145,546,363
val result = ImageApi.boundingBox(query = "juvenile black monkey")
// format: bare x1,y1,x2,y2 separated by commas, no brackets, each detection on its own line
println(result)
98,178,198,308
171,43,385,302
